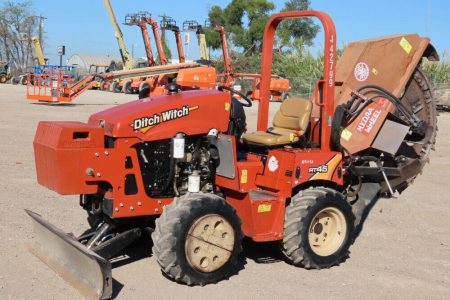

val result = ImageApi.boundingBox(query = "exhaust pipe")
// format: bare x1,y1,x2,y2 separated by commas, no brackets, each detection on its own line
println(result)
25,210,112,300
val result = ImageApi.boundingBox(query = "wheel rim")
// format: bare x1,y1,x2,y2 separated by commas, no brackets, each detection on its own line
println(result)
307,207,347,256
185,214,235,273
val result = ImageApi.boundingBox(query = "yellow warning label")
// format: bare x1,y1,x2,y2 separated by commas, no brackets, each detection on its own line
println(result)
341,128,352,141
289,133,295,142
257,203,272,213
225,102,230,111
240,169,248,184
372,68,379,76
399,37,412,54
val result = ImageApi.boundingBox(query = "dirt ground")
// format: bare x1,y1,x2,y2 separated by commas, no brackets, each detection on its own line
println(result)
0,84,449,300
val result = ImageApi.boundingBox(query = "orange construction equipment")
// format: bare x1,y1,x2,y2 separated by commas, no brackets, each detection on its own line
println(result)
210,24,290,100
160,16,185,63
26,62,216,102
124,12,156,67
26,10,438,299
26,68,98,102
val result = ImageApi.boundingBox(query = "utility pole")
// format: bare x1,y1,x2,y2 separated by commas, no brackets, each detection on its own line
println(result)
158,13,168,41
32,15,47,53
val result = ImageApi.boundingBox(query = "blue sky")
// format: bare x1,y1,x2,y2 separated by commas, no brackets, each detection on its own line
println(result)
28,0,450,64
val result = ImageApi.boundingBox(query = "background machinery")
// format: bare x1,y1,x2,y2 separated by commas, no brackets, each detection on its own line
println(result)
26,61,215,102
88,64,109,89
103,0,134,71
27,10,438,300
183,20,210,61
124,12,158,67
119,11,169,94
15,35,47,85
26,6,218,102
160,16,186,63
208,24,290,100
0,60,11,83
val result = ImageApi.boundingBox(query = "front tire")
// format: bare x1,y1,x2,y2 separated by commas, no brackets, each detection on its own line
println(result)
152,193,243,285
282,187,354,269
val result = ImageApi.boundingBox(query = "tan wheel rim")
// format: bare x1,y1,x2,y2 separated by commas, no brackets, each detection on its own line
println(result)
185,214,235,273
307,207,347,256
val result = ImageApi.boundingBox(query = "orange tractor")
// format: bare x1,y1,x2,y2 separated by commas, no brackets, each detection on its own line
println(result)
27,10,438,299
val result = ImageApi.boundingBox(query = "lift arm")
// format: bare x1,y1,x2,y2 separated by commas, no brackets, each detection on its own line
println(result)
183,20,209,61
213,26,232,85
31,37,45,66
103,0,134,70
198,33,209,61
146,18,167,65
125,13,156,66
174,30,185,63
160,18,185,63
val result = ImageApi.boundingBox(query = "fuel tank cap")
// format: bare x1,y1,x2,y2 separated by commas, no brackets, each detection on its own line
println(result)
167,82,181,95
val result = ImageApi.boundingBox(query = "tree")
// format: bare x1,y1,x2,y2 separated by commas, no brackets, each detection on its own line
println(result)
160,39,172,62
276,0,320,51
206,0,319,55
206,0,275,54
0,1,39,73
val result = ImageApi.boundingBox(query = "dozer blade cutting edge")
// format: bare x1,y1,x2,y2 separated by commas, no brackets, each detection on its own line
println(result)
25,210,112,300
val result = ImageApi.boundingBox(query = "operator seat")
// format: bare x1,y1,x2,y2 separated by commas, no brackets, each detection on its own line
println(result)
243,97,312,146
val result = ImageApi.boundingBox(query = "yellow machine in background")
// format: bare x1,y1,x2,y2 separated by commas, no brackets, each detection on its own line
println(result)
103,0,134,70
0,61,11,83
31,37,46,67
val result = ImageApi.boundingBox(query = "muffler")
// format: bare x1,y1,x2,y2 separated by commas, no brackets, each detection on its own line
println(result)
25,210,112,300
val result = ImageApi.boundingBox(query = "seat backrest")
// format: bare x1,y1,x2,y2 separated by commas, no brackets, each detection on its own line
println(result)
272,97,312,131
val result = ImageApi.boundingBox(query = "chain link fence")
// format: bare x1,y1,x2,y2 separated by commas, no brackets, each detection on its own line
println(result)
233,76,450,103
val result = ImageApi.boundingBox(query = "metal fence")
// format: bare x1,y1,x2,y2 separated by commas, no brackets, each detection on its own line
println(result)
233,76,449,99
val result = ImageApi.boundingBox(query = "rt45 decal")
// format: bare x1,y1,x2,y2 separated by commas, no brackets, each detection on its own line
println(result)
308,165,328,174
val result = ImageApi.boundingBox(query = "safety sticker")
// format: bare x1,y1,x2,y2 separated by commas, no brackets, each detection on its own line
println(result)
399,37,412,54
372,68,379,76
240,169,248,184
354,62,369,82
268,156,279,172
257,203,272,213
225,102,230,111
341,128,352,141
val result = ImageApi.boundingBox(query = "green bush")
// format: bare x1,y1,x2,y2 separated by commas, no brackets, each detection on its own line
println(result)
422,51,450,87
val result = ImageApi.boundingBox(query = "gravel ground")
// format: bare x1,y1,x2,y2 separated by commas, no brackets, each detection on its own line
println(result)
0,84,449,300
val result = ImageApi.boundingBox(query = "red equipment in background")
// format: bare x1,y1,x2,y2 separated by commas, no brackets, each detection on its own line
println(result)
211,24,290,101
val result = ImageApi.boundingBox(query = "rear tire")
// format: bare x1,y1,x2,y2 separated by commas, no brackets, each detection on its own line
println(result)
123,80,133,94
282,187,354,269
20,75,27,85
152,193,243,285
109,81,120,93
112,81,122,93
138,82,150,99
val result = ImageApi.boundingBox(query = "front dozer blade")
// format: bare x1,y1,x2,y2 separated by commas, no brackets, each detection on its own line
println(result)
25,210,112,300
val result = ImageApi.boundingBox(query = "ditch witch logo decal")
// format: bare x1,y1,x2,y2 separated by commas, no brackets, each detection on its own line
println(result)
132,105,199,133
